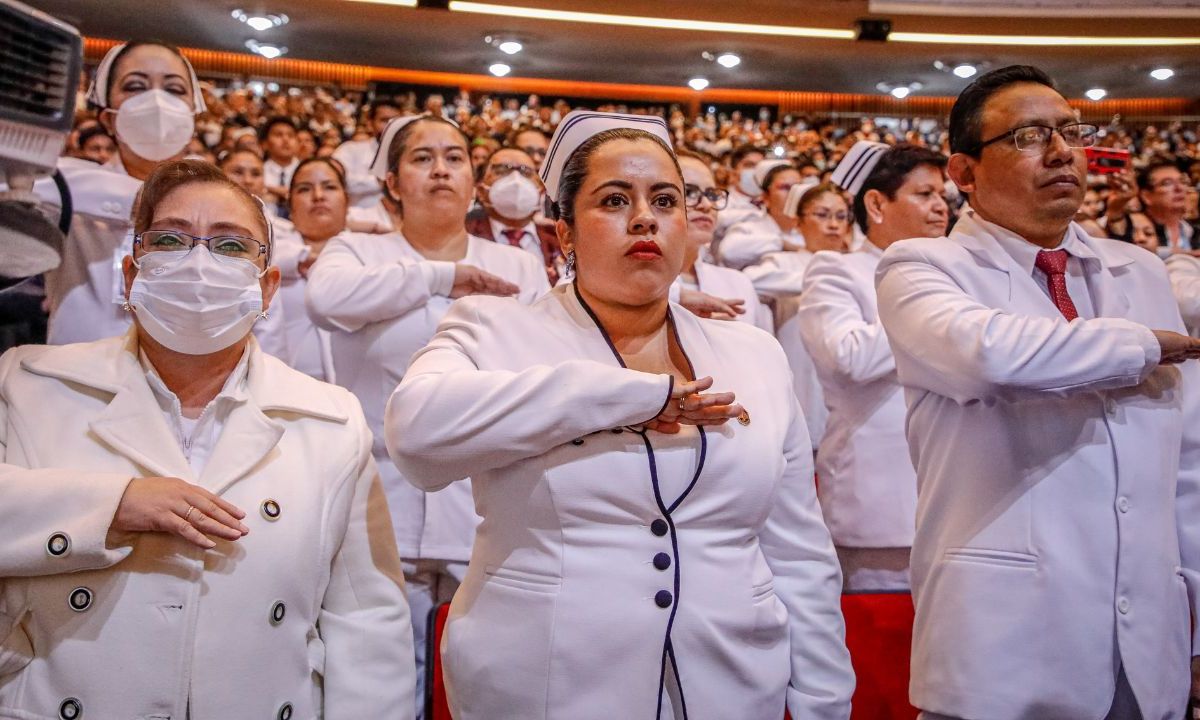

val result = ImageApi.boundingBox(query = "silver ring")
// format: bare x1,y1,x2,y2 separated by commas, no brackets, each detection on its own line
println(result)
184,505,197,523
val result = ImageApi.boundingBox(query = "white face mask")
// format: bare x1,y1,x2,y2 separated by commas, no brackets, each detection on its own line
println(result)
128,248,264,355
738,168,762,198
113,89,195,162
488,172,543,221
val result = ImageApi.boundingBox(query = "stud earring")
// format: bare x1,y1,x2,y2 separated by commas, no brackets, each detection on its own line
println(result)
565,250,576,277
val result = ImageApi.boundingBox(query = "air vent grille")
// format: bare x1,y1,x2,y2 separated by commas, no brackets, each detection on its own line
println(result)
0,1,81,132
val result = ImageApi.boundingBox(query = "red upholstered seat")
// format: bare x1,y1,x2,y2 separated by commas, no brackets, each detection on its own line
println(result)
427,602,453,720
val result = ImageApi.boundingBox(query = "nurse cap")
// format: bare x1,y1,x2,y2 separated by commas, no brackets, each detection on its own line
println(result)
782,178,821,219
752,158,792,188
830,141,890,197
368,114,461,181
87,43,206,112
540,110,674,203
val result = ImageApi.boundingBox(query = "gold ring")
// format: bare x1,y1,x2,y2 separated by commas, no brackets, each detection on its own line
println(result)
184,505,197,523
678,397,687,412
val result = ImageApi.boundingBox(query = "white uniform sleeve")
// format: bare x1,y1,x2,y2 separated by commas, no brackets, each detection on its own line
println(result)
385,298,674,490
1166,255,1200,330
759,366,854,718
319,404,415,718
875,242,1161,404
744,252,808,298
0,349,136,577
305,236,455,333
719,218,783,269
797,254,896,384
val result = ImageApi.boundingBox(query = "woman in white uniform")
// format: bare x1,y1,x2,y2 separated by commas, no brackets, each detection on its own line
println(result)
304,114,549,714
40,42,203,345
796,142,949,590
673,151,772,332
718,159,804,269
384,111,853,720
0,159,414,719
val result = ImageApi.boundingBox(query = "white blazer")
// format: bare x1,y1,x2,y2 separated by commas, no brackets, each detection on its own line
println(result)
719,213,805,270
305,232,549,561
384,283,853,720
0,332,414,719
796,244,915,548
875,212,1200,720
1166,253,1200,335
264,226,337,382
680,260,773,332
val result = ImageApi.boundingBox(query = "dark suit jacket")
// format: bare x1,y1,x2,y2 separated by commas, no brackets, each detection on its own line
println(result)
465,206,561,284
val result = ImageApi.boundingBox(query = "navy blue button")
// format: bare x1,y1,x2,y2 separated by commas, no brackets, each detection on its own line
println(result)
655,590,673,608
650,519,669,536
653,553,671,571
571,438,584,446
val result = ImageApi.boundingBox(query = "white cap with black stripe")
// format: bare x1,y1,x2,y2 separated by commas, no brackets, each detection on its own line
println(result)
830,141,890,197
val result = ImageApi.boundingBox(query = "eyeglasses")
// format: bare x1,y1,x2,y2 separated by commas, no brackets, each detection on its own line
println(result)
975,122,1099,154
134,230,268,264
490,162,538,179
684,184,729,210
1151,178,1185,191
805,210,850,223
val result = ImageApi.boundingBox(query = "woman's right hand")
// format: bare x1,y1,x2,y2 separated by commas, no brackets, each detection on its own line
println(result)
647,376,746,434
451,264,521,299
111,477,249,549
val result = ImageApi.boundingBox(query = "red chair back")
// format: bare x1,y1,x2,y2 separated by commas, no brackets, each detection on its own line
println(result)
426,602,453,720
841,591,918,720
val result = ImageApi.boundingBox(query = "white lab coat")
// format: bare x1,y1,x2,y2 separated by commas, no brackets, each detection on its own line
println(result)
384,283,853,720
331,138,382,209
1166,253,1200,336
266,227,336,381
305,232,549,561
0,331,414,719
719,212,805,270
875,212,1200,720
713,189,761,245
796,244,915,548
677,260,773,332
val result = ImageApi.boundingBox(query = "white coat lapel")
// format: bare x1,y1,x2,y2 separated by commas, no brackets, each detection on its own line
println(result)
1077,229,1133,320
88,374,195,481
197,397,284,496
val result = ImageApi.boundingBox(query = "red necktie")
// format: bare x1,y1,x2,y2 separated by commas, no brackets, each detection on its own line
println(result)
501,228,525,247
1034,249,1079,322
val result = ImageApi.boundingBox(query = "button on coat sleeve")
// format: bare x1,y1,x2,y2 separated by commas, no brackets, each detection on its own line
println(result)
0,349,137,577
797,254,896,384
875,243,1160,404
384,298,674,490
319,404,415,719
305,235,455,333
759,369,854,718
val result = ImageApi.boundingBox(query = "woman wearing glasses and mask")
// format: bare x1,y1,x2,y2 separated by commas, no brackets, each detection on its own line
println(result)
305,115,549,712
673,151,771,331
795,142,949,591
0,159,414,719
385,111,853,720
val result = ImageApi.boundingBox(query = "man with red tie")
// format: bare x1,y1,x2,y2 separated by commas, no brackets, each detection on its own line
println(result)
466,147,561,284
875,65,1200,720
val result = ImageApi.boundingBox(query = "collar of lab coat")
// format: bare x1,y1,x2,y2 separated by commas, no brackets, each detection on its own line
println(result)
952,208,1133,318
20,329,349,487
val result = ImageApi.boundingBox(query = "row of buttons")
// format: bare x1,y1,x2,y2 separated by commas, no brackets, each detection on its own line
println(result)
650,520,673,607
56,697,290,719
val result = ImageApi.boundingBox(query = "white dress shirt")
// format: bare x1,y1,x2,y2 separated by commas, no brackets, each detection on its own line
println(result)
488,216,544,262
263,157,300,192
332,138,383,209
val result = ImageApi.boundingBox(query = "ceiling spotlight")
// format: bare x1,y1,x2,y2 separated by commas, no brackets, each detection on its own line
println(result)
489,62,512,77
716,53,741,68
498,40,523,54
1085,87,1108,101
688,77,710,91
232,9,289,31
245,39,287,59
952,63,977,78
1150,67,1175,80
890,86,911,99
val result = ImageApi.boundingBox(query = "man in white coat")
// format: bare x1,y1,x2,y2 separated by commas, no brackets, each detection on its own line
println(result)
876,65,1200,719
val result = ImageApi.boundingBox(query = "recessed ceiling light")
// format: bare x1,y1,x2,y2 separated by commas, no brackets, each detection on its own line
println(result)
952,63,977,78
890,87,911,99
489,62,512,77
498,40,523,54
688,77,710,91
232,10,289,31
716,53,741,68
245,39,287,59
1150,67,1175,80
1085,88,1108,101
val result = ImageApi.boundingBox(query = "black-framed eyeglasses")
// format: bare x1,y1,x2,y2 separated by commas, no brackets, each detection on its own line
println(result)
974,122,1099,154
490,162,538,179
684,184,729,210
134,230,268,264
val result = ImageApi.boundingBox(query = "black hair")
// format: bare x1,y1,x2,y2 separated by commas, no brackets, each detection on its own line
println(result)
259,116,299,143
287,157,348,211
101,41,191,110
852,144,948,230
551,128,681,227
949,65,1057,156
1136,155,1181,191
761,162,798,193
730,143,766,169
370,96,401,119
